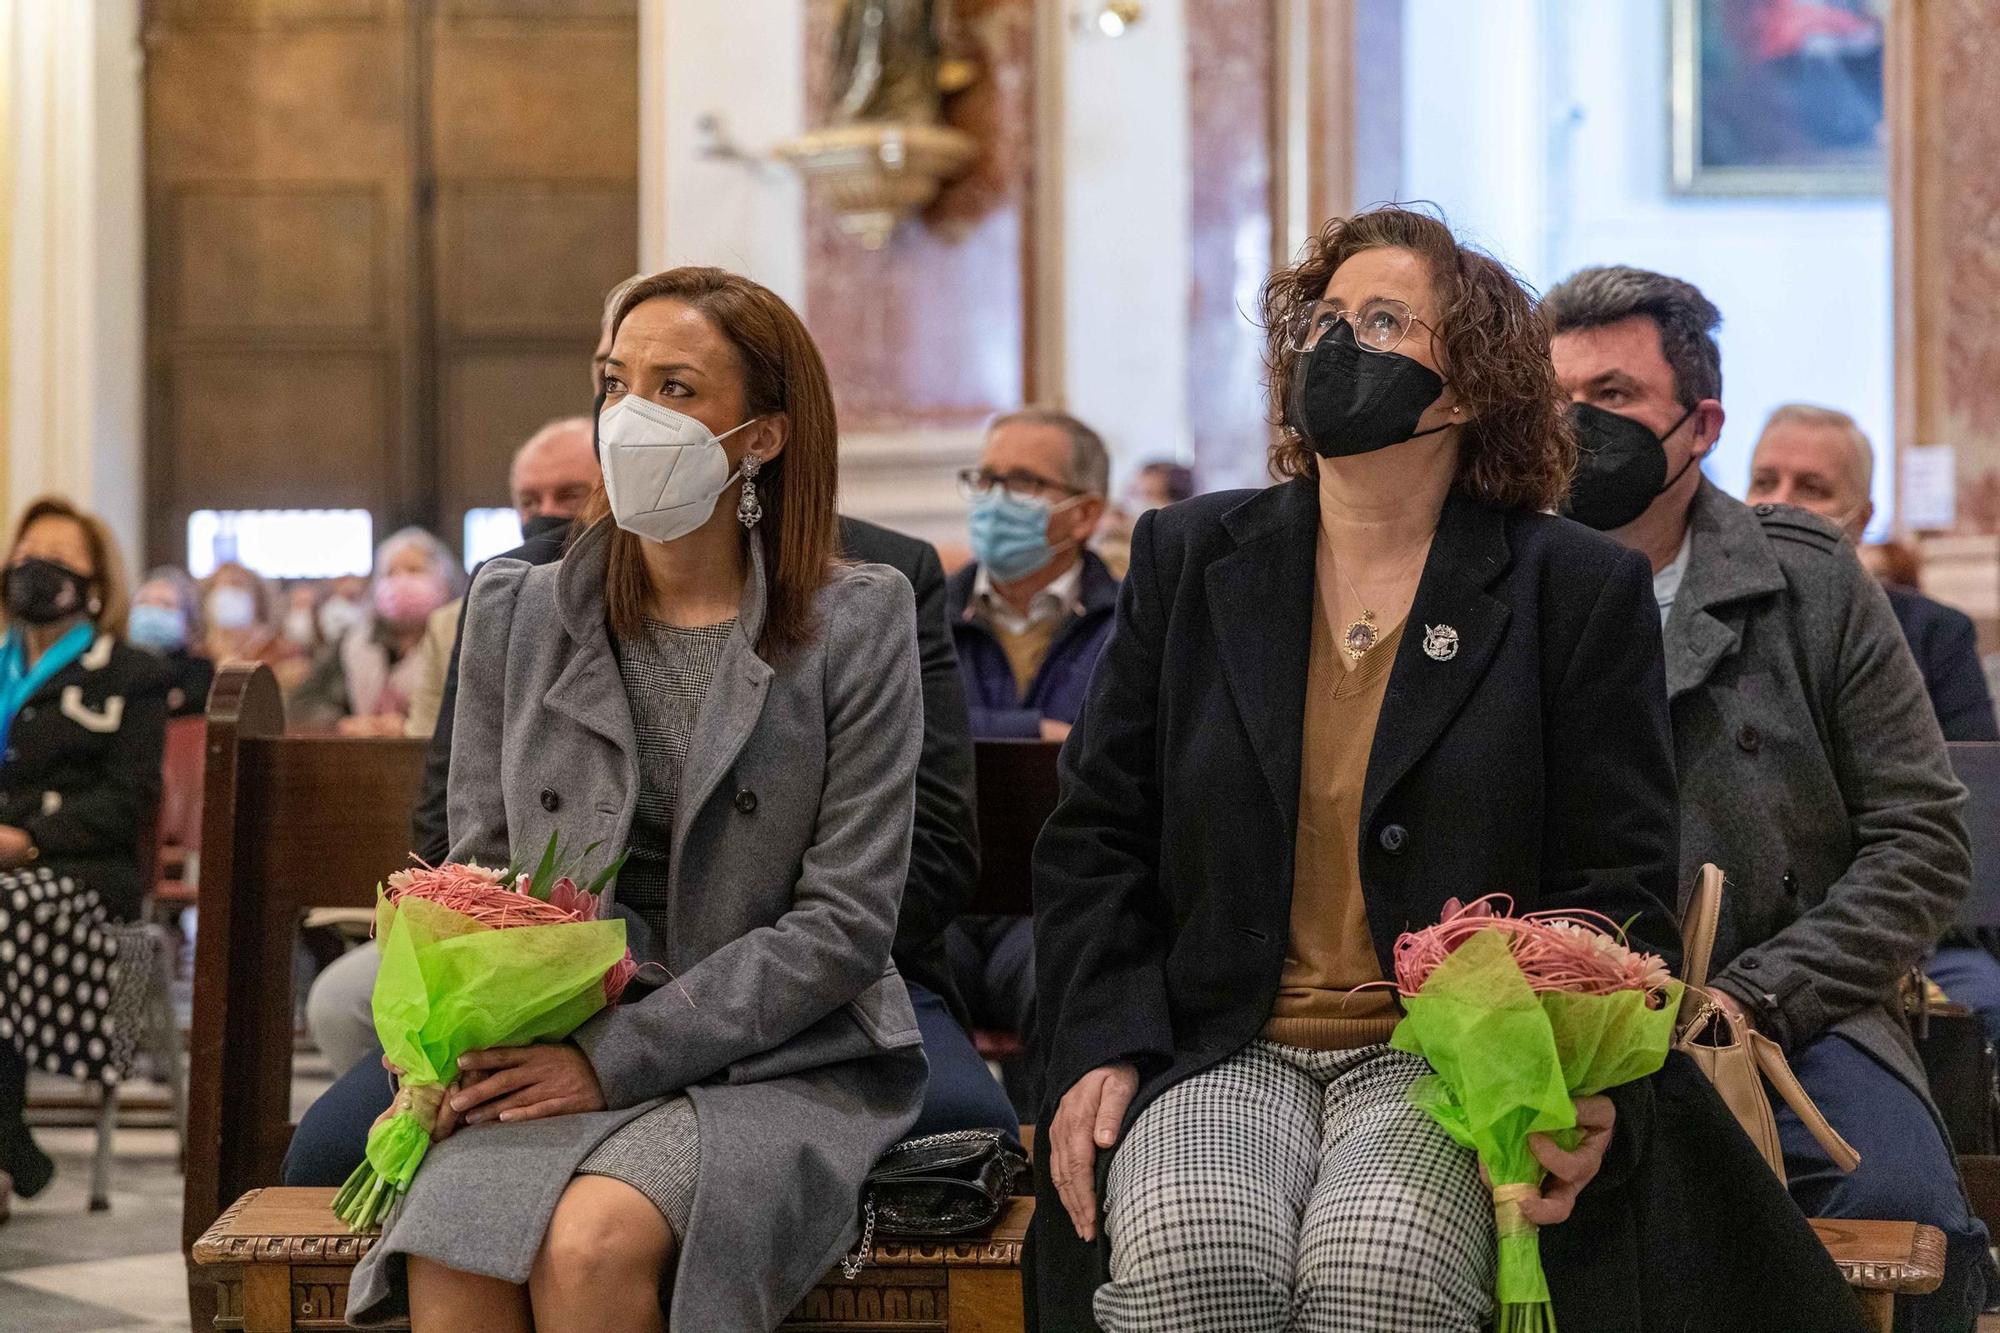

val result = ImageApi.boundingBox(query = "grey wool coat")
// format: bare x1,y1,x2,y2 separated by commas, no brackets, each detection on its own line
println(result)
347,519,929,1330
1669,480,1970,1094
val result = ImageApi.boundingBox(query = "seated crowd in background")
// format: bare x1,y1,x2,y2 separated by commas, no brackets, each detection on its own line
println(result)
6,210,2000,1333
290,528,465,736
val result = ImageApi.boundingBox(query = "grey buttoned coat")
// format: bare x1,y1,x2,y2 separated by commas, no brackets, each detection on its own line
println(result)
347,520,928,1329
1668,480,1970,1096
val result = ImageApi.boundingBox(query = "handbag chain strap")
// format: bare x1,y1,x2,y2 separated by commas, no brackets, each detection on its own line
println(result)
841,1199,877,1281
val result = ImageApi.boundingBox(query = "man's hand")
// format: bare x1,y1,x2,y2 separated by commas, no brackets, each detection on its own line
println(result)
1519,1094,1616,1227
1039,719,1073,743
0,826,31,869
1049,1062,1138,1242
450,1045,606,1126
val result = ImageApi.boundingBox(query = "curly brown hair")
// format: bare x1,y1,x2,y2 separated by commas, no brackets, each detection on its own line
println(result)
1261,206,1574,512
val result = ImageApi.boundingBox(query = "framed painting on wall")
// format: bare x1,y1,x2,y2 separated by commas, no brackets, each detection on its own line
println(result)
1671,0,1887,195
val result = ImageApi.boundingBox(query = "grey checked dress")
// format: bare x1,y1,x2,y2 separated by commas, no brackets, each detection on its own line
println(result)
574,616,735,1237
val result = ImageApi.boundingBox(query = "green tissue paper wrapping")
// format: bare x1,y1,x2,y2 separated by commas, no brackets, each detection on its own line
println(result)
331,893,628,1231
1389,929,1682,1333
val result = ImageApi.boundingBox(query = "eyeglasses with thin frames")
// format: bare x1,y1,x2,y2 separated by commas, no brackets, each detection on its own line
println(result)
957,467,1083,504
1286,298,1437,356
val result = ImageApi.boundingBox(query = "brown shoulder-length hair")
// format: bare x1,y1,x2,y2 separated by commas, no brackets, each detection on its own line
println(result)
5,495,131,638
578,267,841,657
1261,206,1575,512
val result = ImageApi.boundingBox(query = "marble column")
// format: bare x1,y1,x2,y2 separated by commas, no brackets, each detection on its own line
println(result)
1893,0,2000,645
2,0,144,559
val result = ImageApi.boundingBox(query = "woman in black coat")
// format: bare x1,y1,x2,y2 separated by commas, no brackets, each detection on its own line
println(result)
1027,208,1868,1331
0,496,167,1219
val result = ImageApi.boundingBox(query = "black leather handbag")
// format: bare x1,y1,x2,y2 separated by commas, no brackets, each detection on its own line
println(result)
841,1129,1028,1277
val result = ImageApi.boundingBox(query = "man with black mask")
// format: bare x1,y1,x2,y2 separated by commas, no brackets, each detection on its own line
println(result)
1547,264,1985,1333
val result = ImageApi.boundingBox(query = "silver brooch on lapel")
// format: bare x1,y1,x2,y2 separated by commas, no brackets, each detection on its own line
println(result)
1422,624,1460,662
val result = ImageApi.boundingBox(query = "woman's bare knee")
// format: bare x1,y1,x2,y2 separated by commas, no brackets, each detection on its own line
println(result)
535,1176,677,1293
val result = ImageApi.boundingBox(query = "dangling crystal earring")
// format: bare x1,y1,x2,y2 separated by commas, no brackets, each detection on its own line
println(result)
738,455,764,529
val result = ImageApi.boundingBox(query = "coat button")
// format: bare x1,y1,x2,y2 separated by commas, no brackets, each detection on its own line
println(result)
540,788,560,812
735,788,759,814
1754,503,1775,517
1736,724,1761,754
1740,957,1760,971
18,707,32,722
1378,823,1409,854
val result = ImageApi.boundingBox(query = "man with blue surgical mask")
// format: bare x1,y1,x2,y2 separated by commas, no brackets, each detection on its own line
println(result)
948,409,1117,743
944,410,1117,1085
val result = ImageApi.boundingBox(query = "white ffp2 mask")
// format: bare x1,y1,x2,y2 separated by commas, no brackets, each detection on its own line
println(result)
598,395,759,543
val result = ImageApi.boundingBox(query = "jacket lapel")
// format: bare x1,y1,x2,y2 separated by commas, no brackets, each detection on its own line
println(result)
544,522,639,755
1663,480,1787,701
1360,490,1513,828
1205,480,1318,830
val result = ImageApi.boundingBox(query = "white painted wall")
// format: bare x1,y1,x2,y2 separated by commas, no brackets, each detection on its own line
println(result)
1403,0,1894,529
644,0,808,307
1059,0,1195,486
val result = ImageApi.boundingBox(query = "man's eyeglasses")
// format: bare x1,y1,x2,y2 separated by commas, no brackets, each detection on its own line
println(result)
1286,298,1436,356
957,468,1082,504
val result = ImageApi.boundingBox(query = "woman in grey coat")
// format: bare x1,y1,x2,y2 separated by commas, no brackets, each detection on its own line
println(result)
346,267,928,1331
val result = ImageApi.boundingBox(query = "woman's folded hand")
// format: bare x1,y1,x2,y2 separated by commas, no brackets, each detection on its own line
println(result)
1049,1062,1139,1243
450,1043,607,1126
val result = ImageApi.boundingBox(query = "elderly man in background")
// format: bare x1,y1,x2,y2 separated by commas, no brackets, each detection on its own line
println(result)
1747,403,1998,742
1746,403,2000,1050
943,410,1117,1095
1546,264,1985,1333
401,416,599,737
949,409,1118,742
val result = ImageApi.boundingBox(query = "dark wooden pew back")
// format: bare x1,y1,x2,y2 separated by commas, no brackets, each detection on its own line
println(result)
183,664,426,1323
967,738,1062,917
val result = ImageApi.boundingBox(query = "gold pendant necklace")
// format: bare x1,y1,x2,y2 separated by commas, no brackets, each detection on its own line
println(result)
1337,565,1379,662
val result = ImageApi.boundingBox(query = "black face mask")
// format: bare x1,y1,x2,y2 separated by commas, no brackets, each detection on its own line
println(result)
522,513,571,542
1562,401,1699,532
4,557,92,626
1285,320,1449,458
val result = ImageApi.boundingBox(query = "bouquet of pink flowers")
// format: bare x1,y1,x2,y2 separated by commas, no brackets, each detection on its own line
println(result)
332,838,636,1231
1388,896,1681,1333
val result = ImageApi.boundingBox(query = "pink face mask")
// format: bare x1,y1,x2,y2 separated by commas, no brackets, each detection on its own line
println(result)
373,572,450,629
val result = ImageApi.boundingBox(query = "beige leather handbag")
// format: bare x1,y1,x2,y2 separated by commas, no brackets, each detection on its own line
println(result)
1674,863,1861,1184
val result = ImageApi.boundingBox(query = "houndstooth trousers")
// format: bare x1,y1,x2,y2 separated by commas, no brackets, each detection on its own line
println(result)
1095,1041,1495,1333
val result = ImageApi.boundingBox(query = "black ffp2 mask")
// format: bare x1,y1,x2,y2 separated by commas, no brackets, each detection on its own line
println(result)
1562,401,1698,532
1285,320,1449,458
4,557,92,626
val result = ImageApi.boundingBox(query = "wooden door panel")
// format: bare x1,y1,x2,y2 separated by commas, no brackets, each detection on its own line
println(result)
429,25,638,182
437,186,638,335
150,0,387,26
427,0,637,536
167,187,385,335
438,350,590,531
167,352,393,511
145,30,408,182
146,0,414,566
441,0,637,19
146,0,635,568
